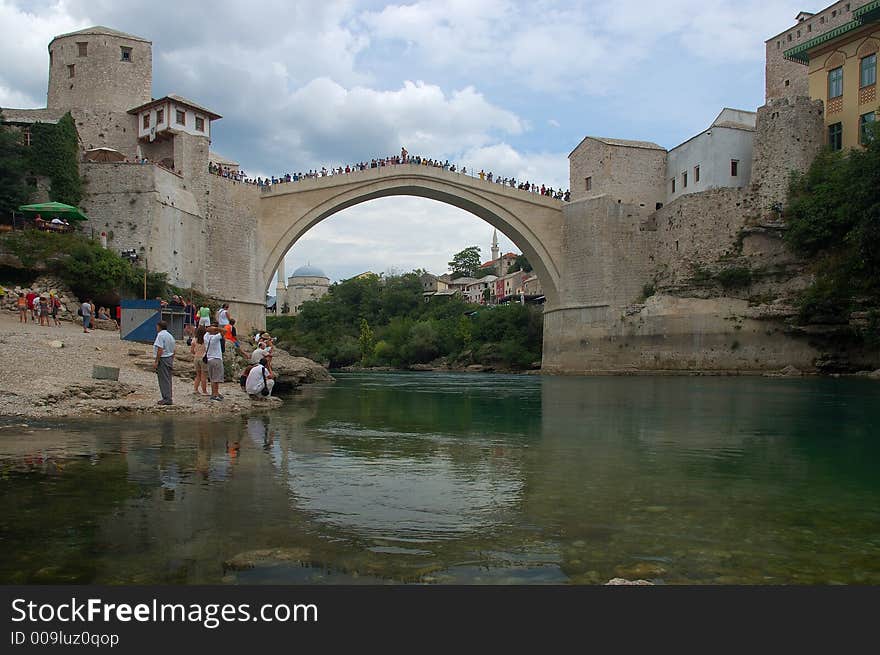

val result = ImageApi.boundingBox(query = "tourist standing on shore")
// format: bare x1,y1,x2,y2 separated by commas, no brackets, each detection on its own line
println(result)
190,325,208,395
50,293,61,327
204,324,225,401
198,304,211,327
26,290,36,322
17,293,27,322
38,296,49,326
81,298,92,333
153,320,175,405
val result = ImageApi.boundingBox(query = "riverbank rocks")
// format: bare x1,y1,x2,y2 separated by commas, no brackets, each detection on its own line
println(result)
42,381,138,405
92,318,118,331
270,348,334,384
1,275,77,321
855,369,880,380
765,365,804,378
605,578,654,585
48,340,64,349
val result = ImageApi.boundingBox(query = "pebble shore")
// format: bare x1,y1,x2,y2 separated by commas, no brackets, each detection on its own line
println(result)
0,311,286,418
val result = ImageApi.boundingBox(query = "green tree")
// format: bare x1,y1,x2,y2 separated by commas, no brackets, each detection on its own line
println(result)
785,122,880,322
358,318,375,365
508,254,532,274
448,246,481,278
0,114,31,221
455,314,473,350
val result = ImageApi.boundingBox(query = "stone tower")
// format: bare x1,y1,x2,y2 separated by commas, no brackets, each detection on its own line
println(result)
491,229,499,275
46,26,152,156
48,26,152,112
276,258,287,314
750,96,825,216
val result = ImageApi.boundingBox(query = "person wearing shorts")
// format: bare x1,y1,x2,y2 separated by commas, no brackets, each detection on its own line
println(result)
50,294,61,327
198,304,211,327
17,293,27,323
203,325,225,401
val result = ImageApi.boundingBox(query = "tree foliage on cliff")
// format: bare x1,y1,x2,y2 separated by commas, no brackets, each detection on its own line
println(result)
266,272,543,369
0,114,32,220
785,124,880,322
0,230,166,299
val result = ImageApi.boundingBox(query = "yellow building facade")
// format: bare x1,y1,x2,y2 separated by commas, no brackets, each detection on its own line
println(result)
786,2,879,150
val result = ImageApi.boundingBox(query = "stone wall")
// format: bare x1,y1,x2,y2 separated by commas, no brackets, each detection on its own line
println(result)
71,108,139,159
141,137,174,167
750,97,825,216
647,188,755,288
80,162,206,290
542,295,821,374
559,196,652,308
202,176,264,334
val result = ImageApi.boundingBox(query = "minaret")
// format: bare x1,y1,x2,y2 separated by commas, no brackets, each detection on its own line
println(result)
491,229,500,277
275,257,286,314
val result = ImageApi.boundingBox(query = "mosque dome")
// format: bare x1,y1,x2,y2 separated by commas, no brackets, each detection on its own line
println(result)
290,265,328,279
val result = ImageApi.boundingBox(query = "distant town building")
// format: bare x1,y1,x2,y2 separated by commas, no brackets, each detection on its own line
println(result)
464,276,497,304
783,2,879,150
285,265,330,315
479,252,518,276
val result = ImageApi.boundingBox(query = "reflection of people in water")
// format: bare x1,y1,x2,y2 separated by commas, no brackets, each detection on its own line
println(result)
226,439,240,460
246,416,273,450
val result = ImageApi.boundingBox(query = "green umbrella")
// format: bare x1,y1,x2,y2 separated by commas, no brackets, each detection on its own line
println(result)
18,201,89,221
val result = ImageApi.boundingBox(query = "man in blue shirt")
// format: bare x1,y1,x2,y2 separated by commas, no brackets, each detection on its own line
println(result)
153,320,176,405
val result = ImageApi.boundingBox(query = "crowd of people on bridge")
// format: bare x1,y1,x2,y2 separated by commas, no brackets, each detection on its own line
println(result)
208,147,570,202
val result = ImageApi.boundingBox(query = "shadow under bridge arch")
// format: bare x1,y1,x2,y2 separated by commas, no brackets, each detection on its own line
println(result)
257,167,564,306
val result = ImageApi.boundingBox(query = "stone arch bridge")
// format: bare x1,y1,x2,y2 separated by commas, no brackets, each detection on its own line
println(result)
258,165,565,307
204,161,665,374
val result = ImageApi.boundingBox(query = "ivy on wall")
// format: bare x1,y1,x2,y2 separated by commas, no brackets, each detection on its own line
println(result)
28,112,82,206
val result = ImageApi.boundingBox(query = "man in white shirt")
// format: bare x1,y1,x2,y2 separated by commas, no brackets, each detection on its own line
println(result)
245,360,275,397
153,320,176,405
203,324,225,401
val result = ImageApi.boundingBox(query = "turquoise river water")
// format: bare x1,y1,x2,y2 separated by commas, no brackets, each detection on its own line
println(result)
1,372,878,584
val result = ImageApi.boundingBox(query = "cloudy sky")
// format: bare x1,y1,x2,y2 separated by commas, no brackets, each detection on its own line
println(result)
1,0,807,283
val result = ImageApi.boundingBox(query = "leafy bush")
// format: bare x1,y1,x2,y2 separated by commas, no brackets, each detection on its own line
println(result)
715,267,753,290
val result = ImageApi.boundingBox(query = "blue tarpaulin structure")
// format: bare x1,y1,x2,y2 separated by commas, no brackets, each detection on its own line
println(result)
120,299,161,342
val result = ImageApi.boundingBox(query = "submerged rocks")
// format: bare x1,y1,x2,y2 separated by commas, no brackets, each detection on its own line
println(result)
224,547,312,571
605,578,654,586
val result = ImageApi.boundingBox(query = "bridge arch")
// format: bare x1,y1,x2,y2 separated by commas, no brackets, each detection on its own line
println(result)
257,165,564,307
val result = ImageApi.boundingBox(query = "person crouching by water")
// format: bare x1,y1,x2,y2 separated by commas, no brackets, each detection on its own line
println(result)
190,325,208,396
244,358,275,398
153,320,175,405
203,323,225,401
